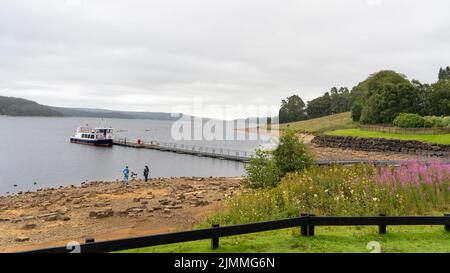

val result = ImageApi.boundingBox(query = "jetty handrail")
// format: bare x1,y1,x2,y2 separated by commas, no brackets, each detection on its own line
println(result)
360,124,450,135
20,214,450,253
114,137,255,157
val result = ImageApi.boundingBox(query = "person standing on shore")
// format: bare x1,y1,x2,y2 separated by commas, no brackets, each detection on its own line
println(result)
123,166,130,184
143,165,150,182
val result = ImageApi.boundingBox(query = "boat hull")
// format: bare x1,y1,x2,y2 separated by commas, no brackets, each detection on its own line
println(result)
70,138,113,147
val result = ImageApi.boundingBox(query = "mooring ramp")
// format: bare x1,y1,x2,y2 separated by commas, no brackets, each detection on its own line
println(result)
113,138,253,162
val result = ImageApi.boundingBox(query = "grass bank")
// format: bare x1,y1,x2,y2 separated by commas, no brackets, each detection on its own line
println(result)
122,162,449,253
326,129,450,145
123,226,450,253
280,112,356,134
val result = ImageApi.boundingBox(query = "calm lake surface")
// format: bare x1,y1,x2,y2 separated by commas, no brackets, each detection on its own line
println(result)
0,116,266,195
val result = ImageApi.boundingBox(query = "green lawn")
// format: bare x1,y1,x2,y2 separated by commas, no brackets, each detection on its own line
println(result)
327,129,450,145
121,226,450,253
281,112,356,134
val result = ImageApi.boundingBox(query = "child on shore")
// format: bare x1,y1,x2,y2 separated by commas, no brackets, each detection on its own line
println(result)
123,166,130,184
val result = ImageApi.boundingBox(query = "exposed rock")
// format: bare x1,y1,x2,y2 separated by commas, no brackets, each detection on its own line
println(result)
176,194,185,200
152,206,162,211
44,215,59,221
10,218,23,224
94,202,110,208
58,215,71,221
89,209,114,219
158,199,171,205
56,207,68,214
21,223,37,230
15,236,30,242
127,207,144,214
38,212,58,219
194,200,209,207
166,205,183,210
115,210,128,216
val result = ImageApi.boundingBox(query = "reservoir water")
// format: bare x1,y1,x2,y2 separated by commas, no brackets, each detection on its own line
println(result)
0,116,266,195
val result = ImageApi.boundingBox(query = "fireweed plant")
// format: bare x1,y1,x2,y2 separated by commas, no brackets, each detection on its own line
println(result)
207,161,449,225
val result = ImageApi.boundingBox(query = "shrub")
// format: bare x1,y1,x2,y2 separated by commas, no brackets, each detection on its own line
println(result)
272,129,315,175
244,150,281,189
393,113,425,128
243,129,315,189
424,116,450,128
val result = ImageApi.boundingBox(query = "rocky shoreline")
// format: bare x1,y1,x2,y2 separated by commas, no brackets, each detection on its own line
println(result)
0,177,242,252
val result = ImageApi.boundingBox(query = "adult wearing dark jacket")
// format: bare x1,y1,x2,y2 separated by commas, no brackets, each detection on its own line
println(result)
143,165,150,182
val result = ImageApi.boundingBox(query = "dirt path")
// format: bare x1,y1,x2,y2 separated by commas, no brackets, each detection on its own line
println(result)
0,177,242,252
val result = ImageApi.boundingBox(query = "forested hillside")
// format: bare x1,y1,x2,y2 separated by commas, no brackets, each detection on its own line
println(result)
0,96,61,117
0,96,179,120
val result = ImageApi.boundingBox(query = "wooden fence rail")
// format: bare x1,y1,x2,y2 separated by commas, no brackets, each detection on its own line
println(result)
360,125,450,135
20,214,450,253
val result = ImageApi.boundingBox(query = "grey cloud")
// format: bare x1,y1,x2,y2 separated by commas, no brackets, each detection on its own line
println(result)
1,0,450,118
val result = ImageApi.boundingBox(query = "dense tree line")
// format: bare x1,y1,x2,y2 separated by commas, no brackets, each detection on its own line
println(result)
278,95,308,123
279,88,351,123
306,87,350,119
438,66,450,81
351,68,450,124
279,66,450,124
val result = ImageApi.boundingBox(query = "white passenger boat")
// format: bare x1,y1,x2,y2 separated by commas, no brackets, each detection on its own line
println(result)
70,126,114,147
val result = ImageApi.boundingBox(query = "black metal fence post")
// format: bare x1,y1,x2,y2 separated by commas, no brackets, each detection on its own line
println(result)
379,214,387,234
308,214,315,237
300,213,308,237
445,214,450,232
211,224,220,250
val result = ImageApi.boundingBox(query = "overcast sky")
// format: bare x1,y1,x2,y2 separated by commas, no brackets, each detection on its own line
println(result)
1,0,450,118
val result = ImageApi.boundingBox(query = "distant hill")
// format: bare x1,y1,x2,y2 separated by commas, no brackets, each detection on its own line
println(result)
50,107,180,120
0,96,62,117
0,96,180,120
